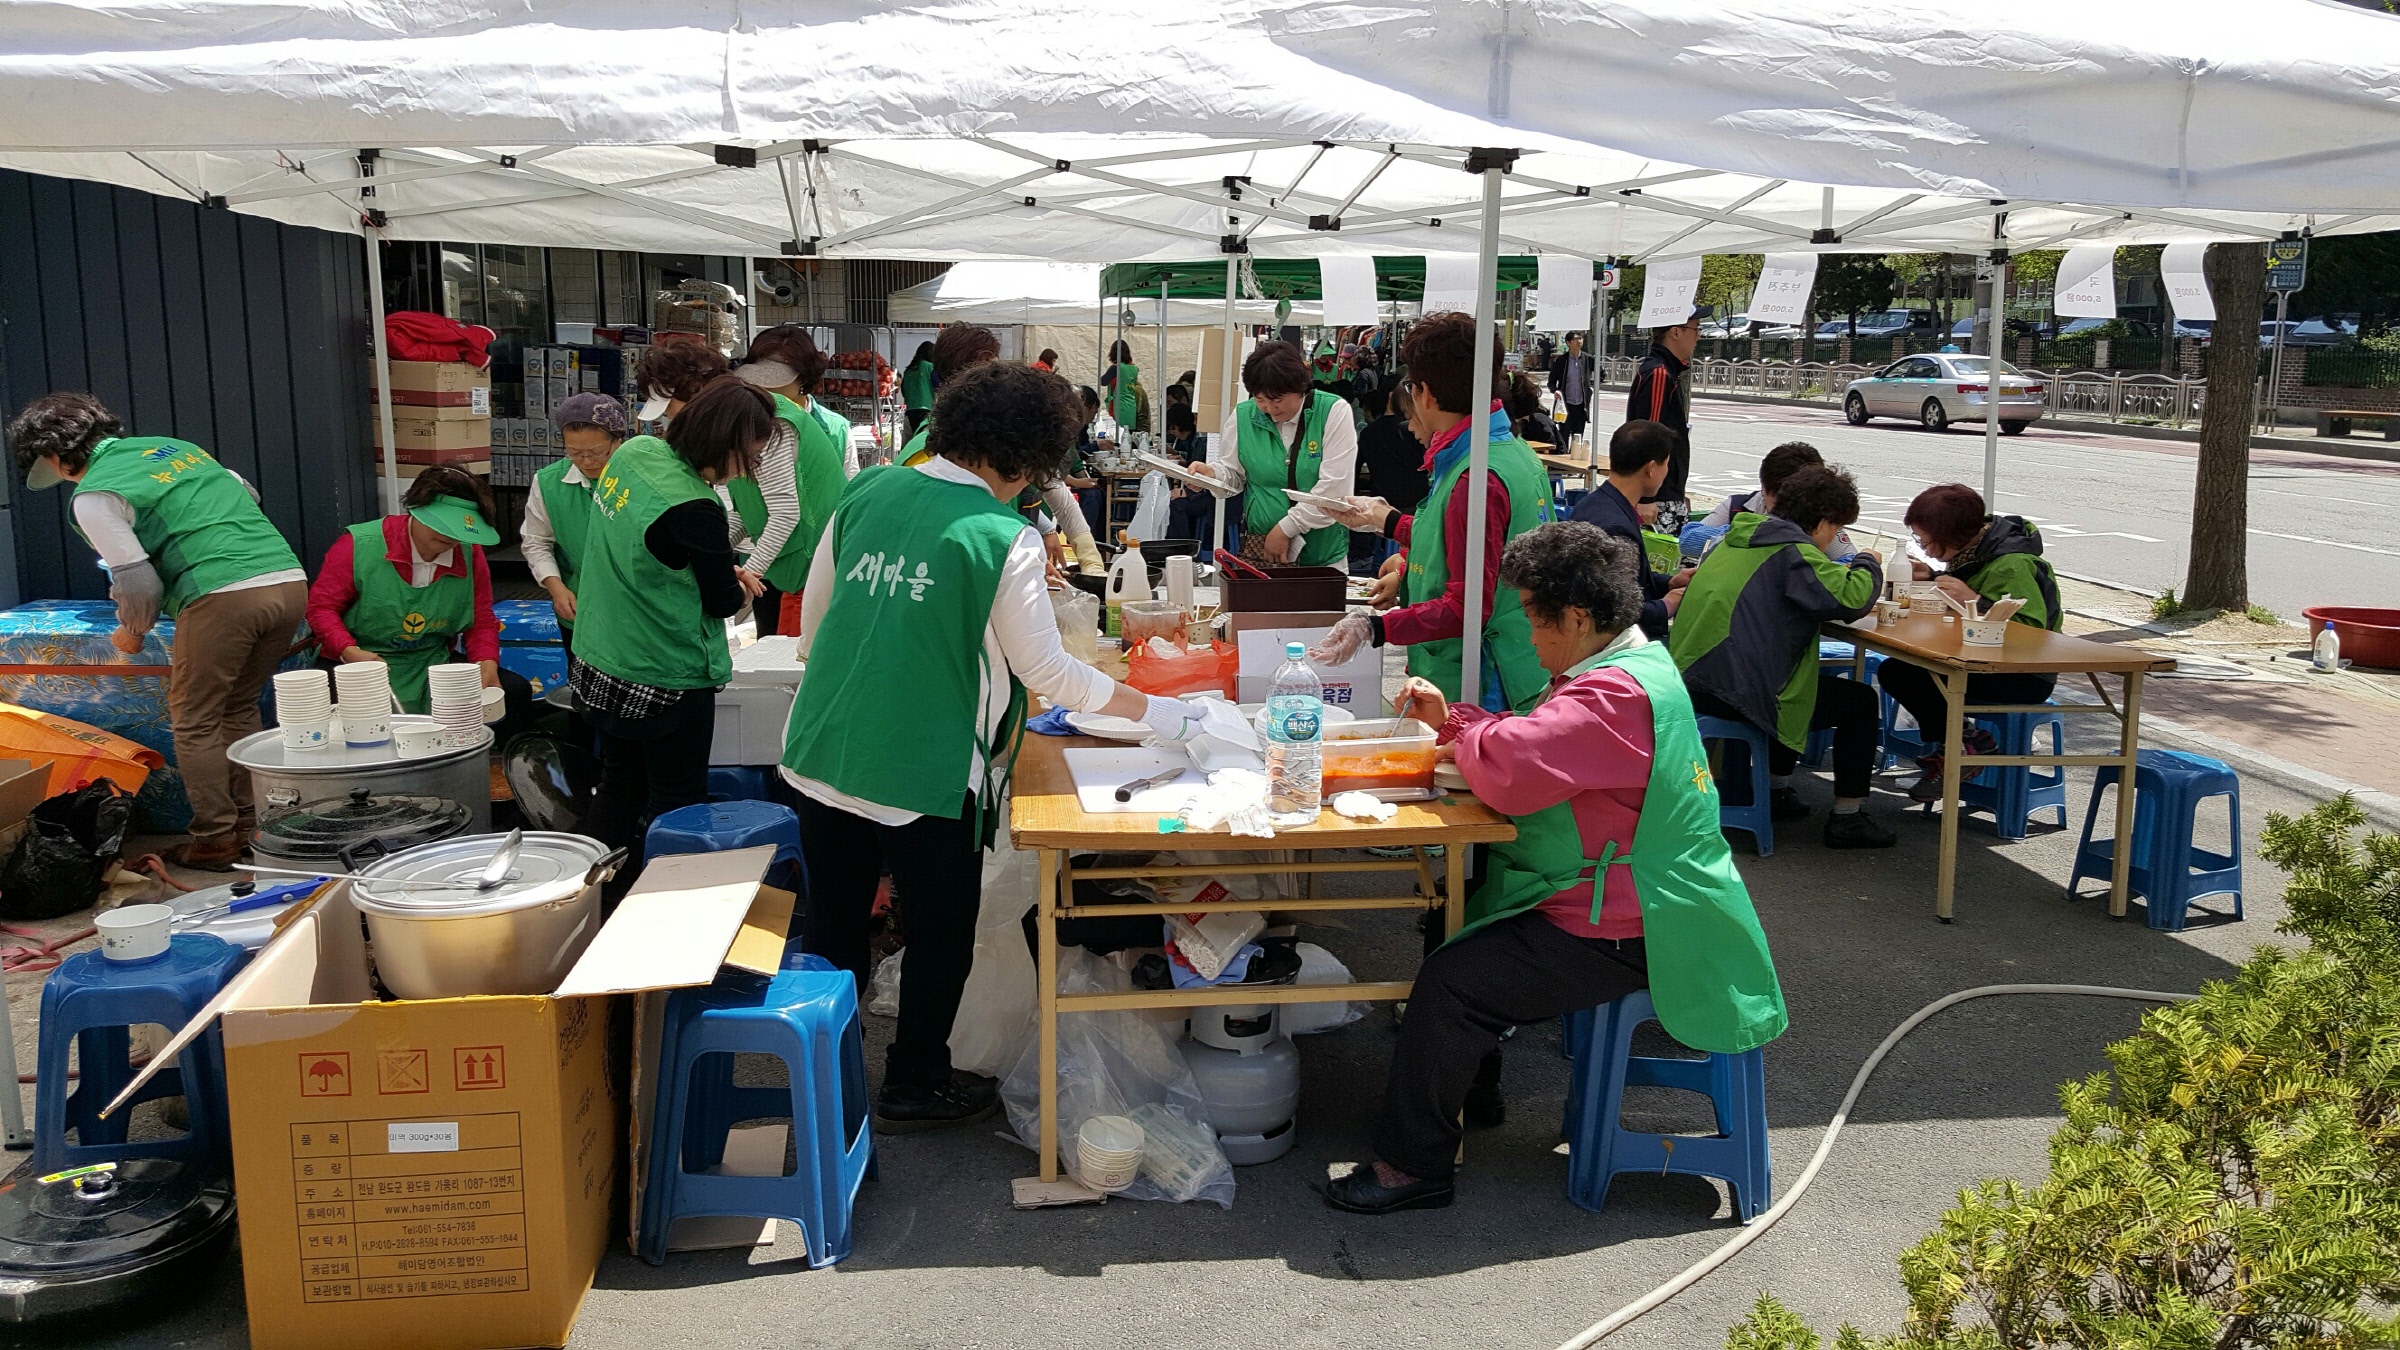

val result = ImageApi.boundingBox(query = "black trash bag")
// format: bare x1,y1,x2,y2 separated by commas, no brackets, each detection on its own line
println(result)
0,781,132,920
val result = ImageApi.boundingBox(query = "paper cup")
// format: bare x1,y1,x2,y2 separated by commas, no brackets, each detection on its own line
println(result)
342,701,392,746
1875,600,1905,624
392,715,445,758
1961,618,2009,646
1076,1115,1145,1192
281,717,334,751
97,903,174,962
481,683,507,724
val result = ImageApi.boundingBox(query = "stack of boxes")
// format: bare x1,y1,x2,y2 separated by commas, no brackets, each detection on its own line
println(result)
496,342,645,488
370,361,493,478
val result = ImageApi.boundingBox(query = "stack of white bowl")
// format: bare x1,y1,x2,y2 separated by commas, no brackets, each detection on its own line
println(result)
333,663,394,747
1075,1115,1145,1193
273,669,336,751
426,665,487,748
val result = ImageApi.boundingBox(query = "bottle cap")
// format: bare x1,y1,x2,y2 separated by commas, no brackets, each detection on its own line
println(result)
1286,642,1305,659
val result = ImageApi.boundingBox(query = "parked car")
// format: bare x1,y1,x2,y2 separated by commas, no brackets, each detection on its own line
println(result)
2055,317,2156,340
2288,318,2358,346
1814,310,1942,341
1843,353,2046,434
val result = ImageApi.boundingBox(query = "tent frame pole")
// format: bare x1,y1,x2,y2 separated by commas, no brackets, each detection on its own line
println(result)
1983,217,2009,508
1214,256,1237,556
1460,151,1511,708
361,163,401,514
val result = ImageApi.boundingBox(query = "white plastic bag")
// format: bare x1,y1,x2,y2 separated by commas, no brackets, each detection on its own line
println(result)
868,951,903,1018
1283,941,1368,1035
946,823,1041,1078
1002,949,1237,1207
1126,470,1172,543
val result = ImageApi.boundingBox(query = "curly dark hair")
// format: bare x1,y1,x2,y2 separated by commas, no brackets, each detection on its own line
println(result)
636,334,731,404
1240,340,1312,400
1756,441,1824,496
933,325,1002,384
741,325,830,391
1771,464,1862,534
665,376,774,481
8,392,122,483
1498,522,1644,636
927,363,1081,484
1399,311,1504,414
401,464,497,521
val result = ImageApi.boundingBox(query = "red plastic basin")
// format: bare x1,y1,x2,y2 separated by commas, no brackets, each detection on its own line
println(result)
2302,606,2400,670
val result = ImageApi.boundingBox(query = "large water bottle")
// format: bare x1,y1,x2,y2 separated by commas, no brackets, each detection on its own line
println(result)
1264,641,1324,826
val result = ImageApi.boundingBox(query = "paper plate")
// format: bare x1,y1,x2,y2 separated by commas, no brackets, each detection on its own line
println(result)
1064,710,1155,742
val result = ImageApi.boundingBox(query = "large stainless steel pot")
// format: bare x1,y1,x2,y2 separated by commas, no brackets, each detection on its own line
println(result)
346,832,623,999
248,786,470,871
228,727,493,838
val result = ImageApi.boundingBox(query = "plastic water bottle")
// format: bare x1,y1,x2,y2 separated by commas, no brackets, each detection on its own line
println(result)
1264,641,1324,825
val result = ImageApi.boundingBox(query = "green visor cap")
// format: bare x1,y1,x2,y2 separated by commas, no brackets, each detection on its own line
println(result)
407,494,501,547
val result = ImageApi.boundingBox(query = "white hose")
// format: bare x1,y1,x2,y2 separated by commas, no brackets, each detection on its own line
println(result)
1554,983,2199,1350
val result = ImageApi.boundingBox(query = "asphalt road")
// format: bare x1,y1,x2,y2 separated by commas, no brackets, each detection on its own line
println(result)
1588,397,2400,620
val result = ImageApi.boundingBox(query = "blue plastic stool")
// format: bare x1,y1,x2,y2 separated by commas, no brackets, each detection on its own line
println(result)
706,765,773,804
636,957,875,1268
1958,710,2069,839
1695,716,1774,857
1561,990,1772,1221
648,799,806,900
2067,749,2244,931
35,934,247,1173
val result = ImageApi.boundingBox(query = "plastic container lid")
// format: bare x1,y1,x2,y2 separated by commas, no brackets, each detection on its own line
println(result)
0,1158,233,1283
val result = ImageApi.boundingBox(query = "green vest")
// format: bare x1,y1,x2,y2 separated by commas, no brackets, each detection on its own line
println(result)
1110,363,1140,429
901,360,935,412
1451,641,1787,1054
343,520,474,715
1400,427,1552,713
728,394,846,593
533,457,598,593
68,437,300,616
783,466,1026,827
1234,392,1348,567
573,437,732,690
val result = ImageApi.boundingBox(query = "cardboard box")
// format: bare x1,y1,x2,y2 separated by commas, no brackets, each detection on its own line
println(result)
155,848,793,1350
374,415,493,456
1235,623,1380,708
389,460,492,480
374,361,493,412
1224,609,1344,637
0,758,45,829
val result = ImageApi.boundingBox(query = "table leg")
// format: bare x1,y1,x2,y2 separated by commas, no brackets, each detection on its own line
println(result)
1444,844,1466,939
2109,673,2144,920
1936,666,1966,923
1036,847,1060,1182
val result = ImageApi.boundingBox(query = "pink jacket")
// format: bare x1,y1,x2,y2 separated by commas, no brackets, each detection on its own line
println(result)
1446,660,1654,939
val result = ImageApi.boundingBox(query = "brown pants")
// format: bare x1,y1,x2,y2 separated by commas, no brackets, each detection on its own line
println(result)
168,581,306,837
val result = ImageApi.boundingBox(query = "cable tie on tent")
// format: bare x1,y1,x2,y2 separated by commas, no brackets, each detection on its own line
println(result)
360,208,387,229
714,144,758,168
1219,235,1249,255
1309,215,1340,231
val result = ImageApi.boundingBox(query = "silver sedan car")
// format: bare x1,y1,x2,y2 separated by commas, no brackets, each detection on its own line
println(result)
1842,353,2046,434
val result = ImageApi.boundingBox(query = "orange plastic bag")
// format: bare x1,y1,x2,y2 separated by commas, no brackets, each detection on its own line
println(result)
1124,640,1238,699
0,701,162,796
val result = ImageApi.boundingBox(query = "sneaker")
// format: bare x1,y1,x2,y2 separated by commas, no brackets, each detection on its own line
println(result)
1909,729,1997,803
1769,786,1811,822
1908,760,1949,803
873,1078,1000,1135
1822,810,1897,849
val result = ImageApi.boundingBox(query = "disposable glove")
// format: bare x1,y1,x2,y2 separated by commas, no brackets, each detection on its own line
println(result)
1306,612,1374,665
1141,695,1204,744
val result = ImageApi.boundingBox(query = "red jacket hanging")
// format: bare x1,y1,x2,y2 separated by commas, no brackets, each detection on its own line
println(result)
383,311,496,368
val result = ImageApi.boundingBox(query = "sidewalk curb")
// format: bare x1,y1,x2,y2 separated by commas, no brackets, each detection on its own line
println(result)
2130,710,2400,832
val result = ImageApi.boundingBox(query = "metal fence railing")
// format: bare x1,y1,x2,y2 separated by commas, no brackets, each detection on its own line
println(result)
1596,357,2242,431
2302,346,2400,389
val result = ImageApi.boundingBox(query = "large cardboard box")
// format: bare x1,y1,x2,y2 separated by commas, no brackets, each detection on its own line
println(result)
1235,623,1381,709
375,361,493,414
374,412,493,456
0,758,45,829
171,848,790,1350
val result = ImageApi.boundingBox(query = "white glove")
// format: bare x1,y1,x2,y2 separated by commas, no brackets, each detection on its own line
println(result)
1306,612,1373,666
1140,695,1204,744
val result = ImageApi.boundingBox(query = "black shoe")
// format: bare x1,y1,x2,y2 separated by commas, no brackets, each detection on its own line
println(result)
873,1078,1000,1135
1463,1083,1505,1130
1321,1166,1455,1214
1770,786,1812,822
1823,810,1897,850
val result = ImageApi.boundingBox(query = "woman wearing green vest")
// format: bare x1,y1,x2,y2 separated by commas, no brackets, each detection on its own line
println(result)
304,466,503,716
784,361,1205,1134
728,326,850,636
1184,340,1359,565
571,377,760,854
900,341,935,438
9,392,308,870
1315,312,1552,713
522,393,625,644
1100,339,1144,433
1324,523,1785,1214
899,326,1101,576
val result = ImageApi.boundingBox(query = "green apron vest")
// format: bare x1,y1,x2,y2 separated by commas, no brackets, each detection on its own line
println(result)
1400,430,1553,713
533,457,598,594
573,437,733,691
901,360,935,412
1450,641,1787,1054
728,394,845,593
68,437,300,615
1111,362,1140,429
1234,392,1348,567
342,520,473,715
782,466,1027,831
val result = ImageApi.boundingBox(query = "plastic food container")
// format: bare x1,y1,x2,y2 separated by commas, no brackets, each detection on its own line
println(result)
1119,599,1188,648
1319,718,1437,794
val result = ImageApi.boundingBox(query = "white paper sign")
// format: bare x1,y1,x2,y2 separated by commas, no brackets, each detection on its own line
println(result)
1533,255,1596,331
1746,252,1820,324
1421,253,1480,314
2160,241,2215,321
388,1122,460,1153
1637,256,1703,329
1318,254,1380,326
2054,245,2117,319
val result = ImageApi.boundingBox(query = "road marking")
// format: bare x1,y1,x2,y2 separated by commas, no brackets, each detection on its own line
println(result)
2246,527,2400,557
2248,486,2394,509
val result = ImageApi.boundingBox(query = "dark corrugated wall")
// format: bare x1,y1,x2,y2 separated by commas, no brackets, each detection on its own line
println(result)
0,170,376,606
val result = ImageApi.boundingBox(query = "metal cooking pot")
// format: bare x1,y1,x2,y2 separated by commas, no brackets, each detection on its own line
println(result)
346,832,624,1000
229,726,493,836
250,787,470,871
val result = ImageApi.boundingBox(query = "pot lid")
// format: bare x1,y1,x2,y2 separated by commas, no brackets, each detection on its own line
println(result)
228,725,490,774
501,735,599,835
351,831,610,915
0,1160,233,1278
256,788,469,861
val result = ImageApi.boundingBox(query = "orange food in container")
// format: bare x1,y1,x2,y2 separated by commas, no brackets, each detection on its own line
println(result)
1319,718,1438,793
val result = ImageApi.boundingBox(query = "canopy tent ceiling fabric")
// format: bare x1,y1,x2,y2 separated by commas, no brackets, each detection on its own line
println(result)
5,2,2399,265
887,261,1314,326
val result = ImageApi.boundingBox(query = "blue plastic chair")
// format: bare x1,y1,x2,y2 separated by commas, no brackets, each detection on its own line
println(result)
1695,716,1774,857
36,934,247,1173
1957,710,2069,839
2067,749,2244,931
637,957,875,1268
1562,990,1772,1222
648,799,806,900
706,765,772,804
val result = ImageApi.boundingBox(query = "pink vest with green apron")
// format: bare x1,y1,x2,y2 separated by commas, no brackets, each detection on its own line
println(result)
343,520,472,715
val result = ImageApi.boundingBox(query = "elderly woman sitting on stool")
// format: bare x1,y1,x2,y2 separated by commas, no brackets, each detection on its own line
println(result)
1324,523,1787,1215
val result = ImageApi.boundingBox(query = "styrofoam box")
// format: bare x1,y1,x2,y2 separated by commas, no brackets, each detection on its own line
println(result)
711,684,797,766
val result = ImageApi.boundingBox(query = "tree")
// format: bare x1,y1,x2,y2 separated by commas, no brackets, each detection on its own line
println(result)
2185,242,2266,611
1699,255,1763,318
2288,231,2400,334
1813,255,1898,337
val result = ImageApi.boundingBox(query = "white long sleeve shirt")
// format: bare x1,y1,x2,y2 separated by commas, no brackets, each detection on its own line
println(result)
785,456,1117,825
1200,395,1358,534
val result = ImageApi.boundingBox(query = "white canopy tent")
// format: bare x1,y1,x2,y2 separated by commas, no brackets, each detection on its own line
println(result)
887,261,1313,326
7,0,2399,705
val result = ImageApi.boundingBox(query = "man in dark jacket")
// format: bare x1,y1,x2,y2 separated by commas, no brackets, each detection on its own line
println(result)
1628,314,1699,529
1565,420,1685,639
1546,332,1595,442
1667,464,1894,849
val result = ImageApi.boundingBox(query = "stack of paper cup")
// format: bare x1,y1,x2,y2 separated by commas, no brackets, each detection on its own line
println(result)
426,665,487,744
334,663,395,746
273,669,335,751
1076,1115,1146,1193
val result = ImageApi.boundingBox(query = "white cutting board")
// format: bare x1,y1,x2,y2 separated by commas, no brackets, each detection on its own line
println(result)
1062,746,1206,814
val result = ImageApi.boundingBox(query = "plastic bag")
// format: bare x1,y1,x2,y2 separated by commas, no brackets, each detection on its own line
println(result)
0,781,131,920
1002,949,1237,1207
946,821,1039,1078
1126,470,1172,544
1124,639,1237,698
1283,941,1368,1035
868,952,903,1018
